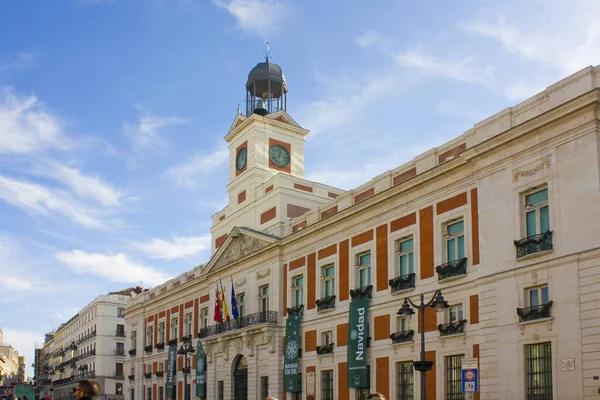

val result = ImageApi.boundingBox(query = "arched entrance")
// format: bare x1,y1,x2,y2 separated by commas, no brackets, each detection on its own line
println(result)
233,354,248,400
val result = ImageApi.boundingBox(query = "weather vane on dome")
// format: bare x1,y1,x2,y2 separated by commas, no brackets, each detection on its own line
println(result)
264,42,271,62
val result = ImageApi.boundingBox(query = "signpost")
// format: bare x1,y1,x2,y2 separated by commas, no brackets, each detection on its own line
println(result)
461,357,479,399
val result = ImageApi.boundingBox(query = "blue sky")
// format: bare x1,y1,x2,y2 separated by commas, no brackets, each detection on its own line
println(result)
1,0,598,376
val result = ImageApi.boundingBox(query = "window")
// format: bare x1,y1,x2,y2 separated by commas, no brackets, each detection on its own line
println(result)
115,362,124,377
115,383,123,395
396,238,414,277
147,387,152,400
116,342,124,355
525,342,552,400
146,326,153,345
396,361,414,400
218,381,224,400
158,322,165,343
130,389,134,400
158,386,164,400
445,355,464,400
237,293,245,319
200,308,208,329
292,275,304,307
260,376,269,399
185,313,193,336
448,305,463,323
117,308,125,318
158,362,163,372
171,317,178,339
321,370,334,400
356,387,370,400
259,285,269,313
525,188,550,237
322,264,335,297
527,286,549,307
445,220,465,262
397,316,413,333
357,252,372,288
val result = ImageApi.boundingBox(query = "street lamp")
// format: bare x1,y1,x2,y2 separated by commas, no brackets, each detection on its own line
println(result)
177,344,195,400
398,290,449,400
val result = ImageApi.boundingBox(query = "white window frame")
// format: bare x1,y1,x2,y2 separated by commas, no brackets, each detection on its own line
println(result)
146,325,153,346
200,307,208,329
158,321,165,344
259,285,269,313
526,285,549,307
444,219,465,263
447,304,464,323
355,251,372,289
321,330,334,345
171,317,178,340
395,236,414,277
184,312,193,336
292,275,304,307
522,186,550,237
237,292,245,318
321,263,336,298
396,315,413,333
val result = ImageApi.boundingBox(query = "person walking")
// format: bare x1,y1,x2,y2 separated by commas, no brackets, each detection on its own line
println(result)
73,380,100,400
366,393,387,400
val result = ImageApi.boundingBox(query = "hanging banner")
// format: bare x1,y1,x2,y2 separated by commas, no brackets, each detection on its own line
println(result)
348,298,369,388
283,313,301,392
166,343,177,399
196,339,206,398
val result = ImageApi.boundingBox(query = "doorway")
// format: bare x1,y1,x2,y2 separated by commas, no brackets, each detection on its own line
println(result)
233,355,248,400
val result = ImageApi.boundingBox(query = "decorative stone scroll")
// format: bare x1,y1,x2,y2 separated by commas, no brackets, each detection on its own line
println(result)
257,268,271,280
513,156,551,182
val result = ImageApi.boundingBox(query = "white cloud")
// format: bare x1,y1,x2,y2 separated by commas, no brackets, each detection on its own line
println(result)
213,0,288,38
0,275,34,291
50,165,125,207
461,1,600,74
0,52,36,73
166,147,229,187
0,174,118,229
503,80,546,101
56,250,171,287
355,31,392,53
395,49,495,87
124,114,188,150
0,87,69,154
129,235,211,260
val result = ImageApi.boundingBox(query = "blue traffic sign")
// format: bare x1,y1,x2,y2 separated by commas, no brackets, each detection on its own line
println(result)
461,368,478,393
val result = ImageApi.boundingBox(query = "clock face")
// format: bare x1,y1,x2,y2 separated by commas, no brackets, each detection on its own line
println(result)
269,144,291,168
236,147,247,171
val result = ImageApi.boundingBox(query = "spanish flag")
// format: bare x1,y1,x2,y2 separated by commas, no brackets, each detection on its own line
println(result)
220,281,231,321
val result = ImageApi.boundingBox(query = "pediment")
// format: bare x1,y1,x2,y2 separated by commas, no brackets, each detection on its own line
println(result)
228,114,247,133
265,110,301,128
204,227,278,274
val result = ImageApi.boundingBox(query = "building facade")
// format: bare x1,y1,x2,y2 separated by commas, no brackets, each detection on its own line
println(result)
39,289,144,400
124,61,600,400
0,328,21,387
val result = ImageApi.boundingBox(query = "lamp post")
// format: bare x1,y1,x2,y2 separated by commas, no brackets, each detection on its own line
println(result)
397,290,449,400
177,344,195,400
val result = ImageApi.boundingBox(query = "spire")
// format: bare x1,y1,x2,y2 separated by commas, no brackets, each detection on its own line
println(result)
264,41,271,63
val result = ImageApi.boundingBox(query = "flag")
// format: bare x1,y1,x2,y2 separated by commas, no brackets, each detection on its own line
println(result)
213,287,222,323
220,281,231,321
231,279,239,320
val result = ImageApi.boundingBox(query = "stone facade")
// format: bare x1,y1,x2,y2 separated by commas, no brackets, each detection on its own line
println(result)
124,65,600,400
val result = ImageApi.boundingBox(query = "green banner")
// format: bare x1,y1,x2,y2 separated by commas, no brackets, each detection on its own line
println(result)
196,340,206,398
166,343,177,399
348,298,369,388
14,385,35,399
283,313,301,392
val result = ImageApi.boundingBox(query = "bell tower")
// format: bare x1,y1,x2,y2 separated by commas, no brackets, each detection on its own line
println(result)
209,49,345,254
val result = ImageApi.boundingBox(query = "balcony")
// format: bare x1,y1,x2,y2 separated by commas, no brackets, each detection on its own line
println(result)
113,372,125,380
390,330,414,344
514,231,553,258
197,311,278,339
389,273,415,293
436,258,467,281
115,330,126,338
316,343,334,356
168,338,178,346
128,349,136,357
350,285,373,301
315,295,336,312
182,334,192,343
114,349,125,356
144,372,152,379
128,375,135,381
155,342,165,351
286,305,304,317
517,302,553,322
155,371,164,378
437,320,467,336
144,345,153,354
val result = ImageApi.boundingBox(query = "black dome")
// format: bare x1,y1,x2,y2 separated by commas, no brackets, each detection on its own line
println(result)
246,61,288,99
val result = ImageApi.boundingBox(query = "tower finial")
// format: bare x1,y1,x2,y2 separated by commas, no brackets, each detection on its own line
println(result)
264,42,271,62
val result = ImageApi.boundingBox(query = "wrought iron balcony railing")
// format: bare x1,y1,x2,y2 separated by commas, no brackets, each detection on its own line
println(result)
517,301,553,322
436,258,467,281
144,372,152,379
155,371,164,378
316,343,334,355
155,342,165,351
315,295,336,312
437,320,467,336
197,311,278,339
113,372,125,379
389,273,416,293
168,338,178,346
144,345,153,354
514,231,553,258
287,305,304,317
115,330,126,338
128,375,135,381
114,349,125,356
350,285,373,301
128,349,136,356
390,330,414,344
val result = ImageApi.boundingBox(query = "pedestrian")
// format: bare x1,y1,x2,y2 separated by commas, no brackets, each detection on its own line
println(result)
366,393,387,400
73,379,100,400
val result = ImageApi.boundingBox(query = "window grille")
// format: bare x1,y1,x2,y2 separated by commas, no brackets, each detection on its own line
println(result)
445,355,464,400
322,370,334,400
396,361,414,400
526,342,553,400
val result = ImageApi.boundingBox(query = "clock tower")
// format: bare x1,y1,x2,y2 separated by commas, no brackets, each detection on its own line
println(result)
209,54,344,253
